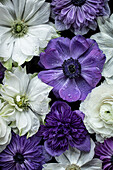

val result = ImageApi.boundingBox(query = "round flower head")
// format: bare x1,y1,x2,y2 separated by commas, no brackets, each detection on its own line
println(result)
0,132,51,170
39,101,91,156
95,137,113,170
0,0,58,65
38,35,105,102
0,101,11,153
91,14,113,83
43,139,102,170
51,0,110,35
80,81,113,142
0,67,52,137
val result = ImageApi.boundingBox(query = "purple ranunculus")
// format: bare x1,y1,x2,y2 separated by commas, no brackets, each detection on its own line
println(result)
95,138,113,170
51,0,110,35
38,35,106,102
39,101,91,157
0,132,51,170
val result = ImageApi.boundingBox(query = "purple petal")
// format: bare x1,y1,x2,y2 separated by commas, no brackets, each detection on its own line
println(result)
79,39,106,71
72,135,91,152
59,78,81,102
55,39,70,59
70,35,89,59
40,49,63,69
75,76,92,101
38,69,63,84
44,141,65,157
73,110,85,120
81,67,101,87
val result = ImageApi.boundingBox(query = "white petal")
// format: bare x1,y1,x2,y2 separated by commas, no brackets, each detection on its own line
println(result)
3,71,20,92
24,0,46,23
12,67,29,94
102,58,113,78
19,34,39,56
91,32,113,62
81,159,102,170
27,2,50,26
27,110,40,137
12,39,29,65
77,139,95,167
12,0,26,19
56,146,80,165
28,24,58,48
0,3,14,26
43,163,66,170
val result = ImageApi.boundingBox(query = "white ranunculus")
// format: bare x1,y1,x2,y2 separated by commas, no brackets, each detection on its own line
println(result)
43,140,102,170
80,81,113,142
0,100,11,152
0,67,52,137
91,14,113,82
0,0,58,65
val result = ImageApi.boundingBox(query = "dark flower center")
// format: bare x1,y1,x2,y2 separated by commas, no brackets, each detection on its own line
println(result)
13,153,24,164
71,0,86,6
62,58,81,79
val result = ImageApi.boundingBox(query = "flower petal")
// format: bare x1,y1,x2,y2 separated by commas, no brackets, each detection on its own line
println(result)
59,78,81,102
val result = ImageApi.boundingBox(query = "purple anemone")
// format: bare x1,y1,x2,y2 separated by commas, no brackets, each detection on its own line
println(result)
95,138,113,170
38,35,106,102
51,0,110,35
39,101,91,157
0,132,51,170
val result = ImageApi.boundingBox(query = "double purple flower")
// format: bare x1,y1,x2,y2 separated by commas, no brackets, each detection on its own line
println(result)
51,0,110,34
39,101,91,156
38,35,105,102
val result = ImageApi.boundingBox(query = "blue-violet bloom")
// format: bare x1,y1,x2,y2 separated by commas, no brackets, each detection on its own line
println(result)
39,101,91,157
51,0,110,35
38,35,106,102
0,132,51,170
95,137,113,170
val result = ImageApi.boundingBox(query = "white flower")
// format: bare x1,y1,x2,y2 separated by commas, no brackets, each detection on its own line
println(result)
0,67,52,137
43,140,102,170
0,0,58,65
0,100,11,152
91,14,113,82
80,81,113,142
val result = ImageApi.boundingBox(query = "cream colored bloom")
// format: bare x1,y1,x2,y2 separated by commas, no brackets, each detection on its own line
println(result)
0,67,52,137
80,81,113,142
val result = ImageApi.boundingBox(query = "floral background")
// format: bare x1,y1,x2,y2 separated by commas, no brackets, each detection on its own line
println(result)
0,0,113,169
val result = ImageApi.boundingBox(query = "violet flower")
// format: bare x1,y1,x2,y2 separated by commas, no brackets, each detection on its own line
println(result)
95,137,113,170
38,35,105,102
0,132,51,170
39,101,91,157
51,0,110,35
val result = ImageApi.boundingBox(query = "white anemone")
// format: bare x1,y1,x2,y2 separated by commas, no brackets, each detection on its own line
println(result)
43,140,102,170
0,0,58,65
0,67,52,137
